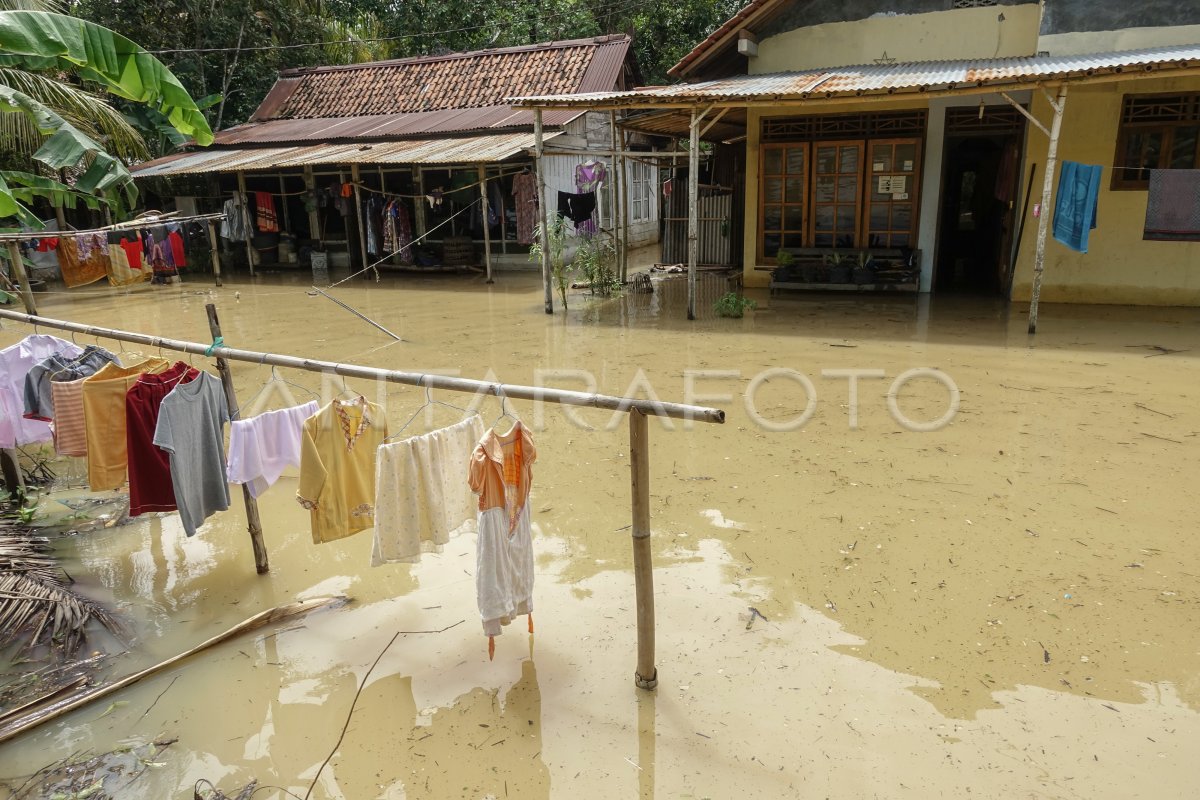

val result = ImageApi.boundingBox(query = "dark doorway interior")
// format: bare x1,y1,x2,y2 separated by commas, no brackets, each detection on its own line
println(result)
936,133,1022,294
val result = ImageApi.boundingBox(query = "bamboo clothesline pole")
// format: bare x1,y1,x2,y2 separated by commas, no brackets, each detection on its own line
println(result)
4,242,37,315
0,212,228,243
0,308,724,689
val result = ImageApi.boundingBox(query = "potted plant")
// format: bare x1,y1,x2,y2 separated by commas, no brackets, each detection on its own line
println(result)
773,248,798,282
824,251,851,283
853,251,875,285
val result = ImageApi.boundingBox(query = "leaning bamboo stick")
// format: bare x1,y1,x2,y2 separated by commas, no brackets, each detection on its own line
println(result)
0,596,344,744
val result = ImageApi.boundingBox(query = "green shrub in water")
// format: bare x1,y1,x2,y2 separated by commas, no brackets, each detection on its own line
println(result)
713,292,757,318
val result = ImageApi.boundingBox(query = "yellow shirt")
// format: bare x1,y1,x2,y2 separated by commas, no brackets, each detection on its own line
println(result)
82,357,170,491
297,397,388,544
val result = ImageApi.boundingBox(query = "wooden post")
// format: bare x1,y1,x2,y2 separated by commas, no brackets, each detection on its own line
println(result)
205,302,269,574
619,125,632,283
278,174,291,232
351,164,371,279
236,171,256,276
629,408,657,689
1028,84,1068,335
479,164,493,283
206,220,222,287
0,449,22,501
609,110,624,281
687,108,702,321
534,109,553,314
5,242,37,315
304,167,320,256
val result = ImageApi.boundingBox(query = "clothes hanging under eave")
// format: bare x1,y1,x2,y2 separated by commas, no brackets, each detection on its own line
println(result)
1143,169,1200,241
1052,161,1102,254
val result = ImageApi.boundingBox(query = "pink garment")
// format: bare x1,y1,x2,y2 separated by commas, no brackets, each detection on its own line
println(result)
0,335,82,448
226,401,319,498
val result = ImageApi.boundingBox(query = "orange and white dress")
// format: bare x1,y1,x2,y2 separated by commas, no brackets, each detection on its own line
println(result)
468,421,536,638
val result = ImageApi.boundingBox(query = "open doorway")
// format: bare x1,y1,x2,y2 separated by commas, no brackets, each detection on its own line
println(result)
935,107,1025,295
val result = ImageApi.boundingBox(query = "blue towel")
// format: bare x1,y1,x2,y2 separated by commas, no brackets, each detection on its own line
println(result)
1052,161,1102,253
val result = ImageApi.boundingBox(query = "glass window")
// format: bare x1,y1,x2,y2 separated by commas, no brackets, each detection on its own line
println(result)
1113,93,1200,189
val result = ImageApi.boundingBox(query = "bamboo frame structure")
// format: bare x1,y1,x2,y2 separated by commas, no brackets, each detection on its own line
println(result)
534,110,554,314
236,171,256,276
4,242,36,315
687,107,702,320
0,307,724,688
1027,85,1068,334
479,164,493,283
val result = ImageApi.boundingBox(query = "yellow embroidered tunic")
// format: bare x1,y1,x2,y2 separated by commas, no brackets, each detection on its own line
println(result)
297,397,388,544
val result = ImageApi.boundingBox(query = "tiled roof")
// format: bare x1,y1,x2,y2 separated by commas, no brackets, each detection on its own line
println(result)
254,35,631,121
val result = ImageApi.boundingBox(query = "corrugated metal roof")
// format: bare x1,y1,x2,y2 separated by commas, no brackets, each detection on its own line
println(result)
131,132,561,177
215,107,582,145
516,44,1200,107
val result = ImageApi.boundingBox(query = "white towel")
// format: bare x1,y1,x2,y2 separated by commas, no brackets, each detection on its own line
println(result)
371,414,484,566
226,401,319,498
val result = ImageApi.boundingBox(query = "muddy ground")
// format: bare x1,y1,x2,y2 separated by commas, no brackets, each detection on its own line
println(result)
0,260,1197,798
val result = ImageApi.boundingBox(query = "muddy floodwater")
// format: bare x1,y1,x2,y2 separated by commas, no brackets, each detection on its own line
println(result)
1,261,1199,798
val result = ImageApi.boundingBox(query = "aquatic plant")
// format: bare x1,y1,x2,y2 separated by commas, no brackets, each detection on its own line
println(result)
574,236,621,296
713,291,756,318
529,215,573,310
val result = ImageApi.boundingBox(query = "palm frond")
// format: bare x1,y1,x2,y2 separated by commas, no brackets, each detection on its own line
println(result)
0,0,63,12
0,67,149,162
0,531,122,656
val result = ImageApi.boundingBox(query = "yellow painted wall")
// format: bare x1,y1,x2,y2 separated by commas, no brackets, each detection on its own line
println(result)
1010,76,1200,306
752,5,1041,74
1040,26,1200,56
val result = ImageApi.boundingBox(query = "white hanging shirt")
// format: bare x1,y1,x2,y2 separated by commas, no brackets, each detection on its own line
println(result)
0,335,82,448
226,400,319,498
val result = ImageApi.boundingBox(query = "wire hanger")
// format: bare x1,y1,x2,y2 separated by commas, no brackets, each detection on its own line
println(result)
491,384,518,434
333,366,360,403
386,378,473,442
235,360,318,419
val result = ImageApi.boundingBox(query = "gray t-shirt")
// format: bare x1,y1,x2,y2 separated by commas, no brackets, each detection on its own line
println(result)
153,372,231,536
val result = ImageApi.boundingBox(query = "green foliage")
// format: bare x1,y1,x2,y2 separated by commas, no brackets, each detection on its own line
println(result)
713,291,755,318
574,235,621,296
775,248,794,267
529,214,572,310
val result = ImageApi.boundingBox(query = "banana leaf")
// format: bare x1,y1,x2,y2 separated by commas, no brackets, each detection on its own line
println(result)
0,11,213,146
1,170,102,209
0,84,133,219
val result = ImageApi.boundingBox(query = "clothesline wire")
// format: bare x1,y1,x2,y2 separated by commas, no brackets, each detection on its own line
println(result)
0,212,228,243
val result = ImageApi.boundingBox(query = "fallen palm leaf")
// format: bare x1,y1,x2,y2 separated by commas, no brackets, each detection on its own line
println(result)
0,595,346,744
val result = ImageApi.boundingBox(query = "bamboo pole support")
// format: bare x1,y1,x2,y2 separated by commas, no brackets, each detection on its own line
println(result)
1028,84,1068,335
205,303,269,574
207,220,223,287
619,124,632,283
236,171,256,276
278,174,291,232
534,109,553,314
5,242,37,314
304,167,321,260
351,164,371,280
687,107,702,321
479,165,493,283
629,408,657,689
609,110,624,281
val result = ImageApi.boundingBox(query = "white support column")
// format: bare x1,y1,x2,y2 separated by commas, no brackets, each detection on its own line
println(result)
1028,84,1068,335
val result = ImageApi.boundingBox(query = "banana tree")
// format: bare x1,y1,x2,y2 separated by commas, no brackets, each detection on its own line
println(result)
0,10,214,226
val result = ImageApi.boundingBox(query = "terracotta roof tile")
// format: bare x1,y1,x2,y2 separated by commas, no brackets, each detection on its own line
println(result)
260,36,630,120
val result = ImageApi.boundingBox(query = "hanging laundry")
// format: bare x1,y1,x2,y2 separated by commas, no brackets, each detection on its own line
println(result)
372,415,485,567
50,377,89,457
144,227,178,284
426,190,444,210
118,235,145,271
56,235,108,288
253,191,279,233
1144,169,1200,242
512,170,539,246
574,161,607,235
227,400,320,498
220,194,251,243
469,421,537,656
382,199,397,254
82,357,171,491
297,396,388,544
23,345,118,421
1052,161,1102,254
662,177,673,198
106,231,148,287
127,362,201,517
364,196,381,257
557,191,597,227
166,224,187,268
395,201,413,263
0,335,82,448
152,372,231,536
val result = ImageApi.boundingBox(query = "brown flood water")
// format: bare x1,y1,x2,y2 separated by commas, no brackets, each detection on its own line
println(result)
1,259,1199,798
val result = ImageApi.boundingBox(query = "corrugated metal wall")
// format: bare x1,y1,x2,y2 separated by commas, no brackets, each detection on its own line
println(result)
540,154,659,247
662,184,734,266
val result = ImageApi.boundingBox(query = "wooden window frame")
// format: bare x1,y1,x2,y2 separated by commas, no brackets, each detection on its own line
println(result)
863,138,923,249
1112,92,1200,191
758,142,809,262
809,139,865,250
